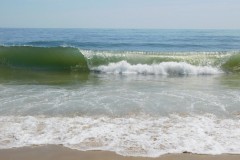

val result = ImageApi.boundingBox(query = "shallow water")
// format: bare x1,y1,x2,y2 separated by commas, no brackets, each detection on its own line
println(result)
0,72,239,117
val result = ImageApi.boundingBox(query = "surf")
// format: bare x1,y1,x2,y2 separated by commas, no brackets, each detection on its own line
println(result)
0,114,239,157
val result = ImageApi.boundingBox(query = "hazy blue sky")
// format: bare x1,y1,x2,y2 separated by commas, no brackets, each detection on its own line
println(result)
0,0,240,29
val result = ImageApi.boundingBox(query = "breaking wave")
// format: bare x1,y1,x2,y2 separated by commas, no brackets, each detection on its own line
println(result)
82,50,240,74
0,46,240,75
93,61,221,75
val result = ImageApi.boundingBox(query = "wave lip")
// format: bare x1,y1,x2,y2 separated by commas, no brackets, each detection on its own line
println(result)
81,49,233,67
93,61,222,75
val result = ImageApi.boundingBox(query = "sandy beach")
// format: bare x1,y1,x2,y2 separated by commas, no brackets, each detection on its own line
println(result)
0,145,239,160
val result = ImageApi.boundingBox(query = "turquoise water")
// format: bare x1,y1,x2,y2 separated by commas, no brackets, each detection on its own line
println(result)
0,29,240,157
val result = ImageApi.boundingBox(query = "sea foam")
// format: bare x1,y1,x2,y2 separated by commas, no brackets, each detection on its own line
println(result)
93,61,221,75
0,114,239,157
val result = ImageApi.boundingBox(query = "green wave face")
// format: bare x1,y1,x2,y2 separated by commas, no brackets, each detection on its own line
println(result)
222,53,240,72
0,46,89,72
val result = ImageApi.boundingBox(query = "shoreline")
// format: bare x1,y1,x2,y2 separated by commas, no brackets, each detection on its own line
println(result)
0,145,239,160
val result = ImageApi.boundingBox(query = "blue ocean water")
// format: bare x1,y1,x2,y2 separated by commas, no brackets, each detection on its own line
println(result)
0,28,240,157
1,28,240,51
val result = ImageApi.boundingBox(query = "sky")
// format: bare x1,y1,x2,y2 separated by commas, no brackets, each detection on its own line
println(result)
0,0,240,29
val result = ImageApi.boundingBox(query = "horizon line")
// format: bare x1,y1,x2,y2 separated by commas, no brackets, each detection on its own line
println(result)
1,27,240,30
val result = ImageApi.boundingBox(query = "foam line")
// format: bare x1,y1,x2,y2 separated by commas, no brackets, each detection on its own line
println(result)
93,61,222,75
0,114,239,157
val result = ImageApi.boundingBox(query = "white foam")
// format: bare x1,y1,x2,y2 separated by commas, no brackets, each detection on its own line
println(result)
0,114,239,157
93,61,221,75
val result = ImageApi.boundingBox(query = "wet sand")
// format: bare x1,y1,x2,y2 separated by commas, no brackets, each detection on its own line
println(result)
0,145,239,160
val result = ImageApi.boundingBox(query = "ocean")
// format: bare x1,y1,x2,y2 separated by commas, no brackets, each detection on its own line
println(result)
0,28,240,157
